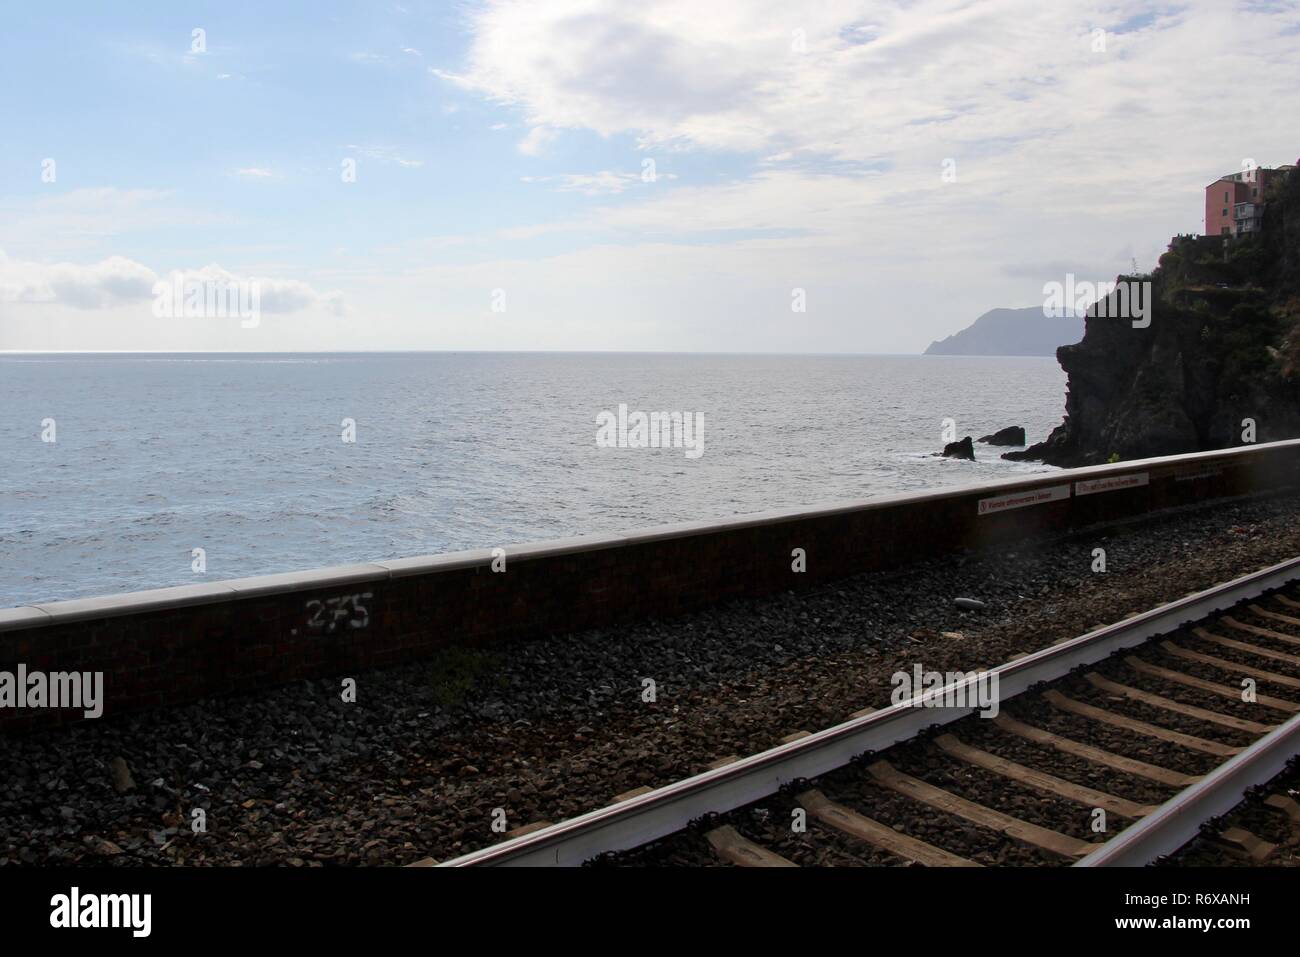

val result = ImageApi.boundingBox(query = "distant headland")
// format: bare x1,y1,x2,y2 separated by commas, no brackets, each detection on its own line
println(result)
923,306,1084,357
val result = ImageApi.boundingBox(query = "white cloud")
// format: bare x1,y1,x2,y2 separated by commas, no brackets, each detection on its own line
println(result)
235,167,273,178
9,1,1300,354
346,144,425,167
440,0,1299,199
0,252,344,315
418,0,1300,352
517,126,557,156
521,171,648,195
564,171,644,195
159,265,347,316
0,251,157,309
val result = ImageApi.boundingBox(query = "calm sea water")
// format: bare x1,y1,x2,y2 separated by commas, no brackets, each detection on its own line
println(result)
0,353,1065,606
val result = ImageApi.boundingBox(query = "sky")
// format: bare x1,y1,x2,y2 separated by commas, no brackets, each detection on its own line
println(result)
1,0,1298,354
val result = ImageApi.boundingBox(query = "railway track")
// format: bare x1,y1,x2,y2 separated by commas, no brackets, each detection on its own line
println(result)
437,556,1300,867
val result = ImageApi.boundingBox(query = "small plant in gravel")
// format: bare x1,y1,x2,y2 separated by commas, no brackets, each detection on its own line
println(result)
427,647,505,708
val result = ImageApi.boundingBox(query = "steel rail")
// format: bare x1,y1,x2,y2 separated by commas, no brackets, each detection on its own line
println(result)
440,554,1300,866
1076,712,1300,867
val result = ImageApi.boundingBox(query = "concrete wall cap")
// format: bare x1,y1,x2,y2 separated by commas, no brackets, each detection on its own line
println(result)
31,582,239,624
223,563,392,598
0,605,54,633
502,533,629,561
618,519,746,544
375,549,498,578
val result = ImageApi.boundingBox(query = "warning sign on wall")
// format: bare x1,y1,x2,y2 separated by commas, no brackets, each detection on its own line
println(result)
1074,473,1149,496
977,484,1072,515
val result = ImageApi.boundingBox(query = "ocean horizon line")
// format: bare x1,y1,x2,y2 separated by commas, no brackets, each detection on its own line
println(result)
0,348,1059,359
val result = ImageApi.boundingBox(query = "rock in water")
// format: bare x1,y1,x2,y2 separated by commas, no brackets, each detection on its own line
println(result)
942,436,975,460
109,756,136,794
977,426,1026,446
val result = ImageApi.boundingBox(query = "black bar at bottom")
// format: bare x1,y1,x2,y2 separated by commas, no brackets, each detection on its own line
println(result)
0,866,1284,943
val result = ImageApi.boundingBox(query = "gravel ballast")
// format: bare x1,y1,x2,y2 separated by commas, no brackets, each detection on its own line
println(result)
4,491,1300,867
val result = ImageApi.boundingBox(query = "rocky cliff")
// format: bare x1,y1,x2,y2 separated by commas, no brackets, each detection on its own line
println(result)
1008,166,1300,468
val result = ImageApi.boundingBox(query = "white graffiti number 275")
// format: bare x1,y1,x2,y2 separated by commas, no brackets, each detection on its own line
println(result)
305,592,372,633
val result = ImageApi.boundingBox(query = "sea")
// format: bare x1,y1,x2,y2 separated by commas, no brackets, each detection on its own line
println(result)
0,352,1066,606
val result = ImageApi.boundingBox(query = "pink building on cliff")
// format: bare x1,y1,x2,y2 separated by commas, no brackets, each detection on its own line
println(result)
1205,161,1297,236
